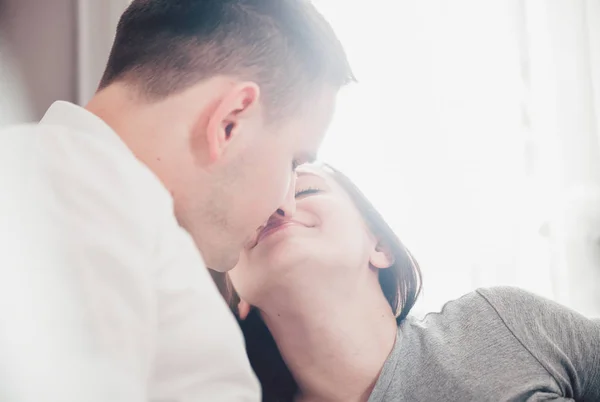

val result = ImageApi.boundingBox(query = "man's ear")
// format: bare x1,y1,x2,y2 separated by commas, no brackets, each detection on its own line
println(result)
369,240,395,269
237,299,251,320
202,82,261,163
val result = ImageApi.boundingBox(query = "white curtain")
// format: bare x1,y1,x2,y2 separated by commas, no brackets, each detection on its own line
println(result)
528,0,600,317
76,0,130,105
316,0,600,317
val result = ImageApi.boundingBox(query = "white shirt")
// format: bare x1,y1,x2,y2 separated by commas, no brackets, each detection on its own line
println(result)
0,101,260,402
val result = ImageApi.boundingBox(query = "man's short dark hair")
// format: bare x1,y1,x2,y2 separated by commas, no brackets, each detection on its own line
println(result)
99,0,355,117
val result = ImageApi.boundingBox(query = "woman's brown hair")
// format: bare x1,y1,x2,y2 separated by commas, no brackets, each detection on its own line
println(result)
214,166,422,402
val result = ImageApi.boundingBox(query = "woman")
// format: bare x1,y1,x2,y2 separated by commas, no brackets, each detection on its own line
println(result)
225,164,600,402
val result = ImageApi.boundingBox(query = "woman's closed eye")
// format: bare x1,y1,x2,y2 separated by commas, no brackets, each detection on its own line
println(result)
295,187,321,199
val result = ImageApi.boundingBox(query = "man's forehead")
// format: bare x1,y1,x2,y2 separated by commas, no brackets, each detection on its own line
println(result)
292,89,338,140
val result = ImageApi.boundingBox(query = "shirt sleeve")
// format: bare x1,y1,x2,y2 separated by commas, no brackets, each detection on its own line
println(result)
477,287,600,401
0,125,159,402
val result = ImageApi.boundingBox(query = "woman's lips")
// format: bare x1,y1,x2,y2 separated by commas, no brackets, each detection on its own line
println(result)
255,221,304,245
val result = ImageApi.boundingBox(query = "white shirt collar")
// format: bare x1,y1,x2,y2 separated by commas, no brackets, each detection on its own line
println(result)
40,101,131,154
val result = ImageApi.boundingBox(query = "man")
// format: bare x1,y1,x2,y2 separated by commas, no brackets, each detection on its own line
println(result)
0,0,353,401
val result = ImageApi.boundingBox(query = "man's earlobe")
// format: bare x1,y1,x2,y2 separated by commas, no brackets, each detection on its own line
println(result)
204,113,233,163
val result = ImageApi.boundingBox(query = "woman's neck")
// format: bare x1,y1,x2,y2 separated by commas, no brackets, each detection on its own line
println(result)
260,286,398,402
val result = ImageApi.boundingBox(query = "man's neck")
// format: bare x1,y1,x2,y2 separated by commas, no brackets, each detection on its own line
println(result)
260,288,398,402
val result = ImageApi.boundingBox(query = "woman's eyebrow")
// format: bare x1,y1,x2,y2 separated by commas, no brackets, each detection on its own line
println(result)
296,171,330,183
296,171,321,179
296,171,331,189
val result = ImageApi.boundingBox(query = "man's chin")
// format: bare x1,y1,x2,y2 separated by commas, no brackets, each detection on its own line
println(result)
207,269,229,299
203,252,240,273
207,265,235,273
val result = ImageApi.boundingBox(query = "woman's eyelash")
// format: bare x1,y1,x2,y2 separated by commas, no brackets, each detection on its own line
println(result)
295,187,321,198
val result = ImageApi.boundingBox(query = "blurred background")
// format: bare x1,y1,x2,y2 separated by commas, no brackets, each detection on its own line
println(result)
0,0,598,317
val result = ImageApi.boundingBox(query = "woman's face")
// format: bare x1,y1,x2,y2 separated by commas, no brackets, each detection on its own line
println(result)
229,165,392,309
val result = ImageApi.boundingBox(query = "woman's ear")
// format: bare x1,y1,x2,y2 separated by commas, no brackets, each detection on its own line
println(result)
237,299,251,320
370,240,395,269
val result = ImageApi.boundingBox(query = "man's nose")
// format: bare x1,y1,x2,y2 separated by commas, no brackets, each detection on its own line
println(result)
276,173,297,218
